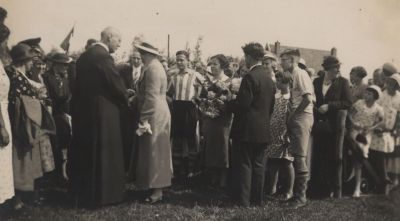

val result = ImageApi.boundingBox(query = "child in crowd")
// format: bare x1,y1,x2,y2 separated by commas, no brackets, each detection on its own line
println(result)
348,85,384,197
265,71,294,200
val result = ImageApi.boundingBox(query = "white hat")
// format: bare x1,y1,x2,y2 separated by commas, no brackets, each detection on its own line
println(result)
367,85,382,99
134,42,160,56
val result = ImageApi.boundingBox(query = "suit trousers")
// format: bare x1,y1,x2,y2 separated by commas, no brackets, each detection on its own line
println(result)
233,140,267,206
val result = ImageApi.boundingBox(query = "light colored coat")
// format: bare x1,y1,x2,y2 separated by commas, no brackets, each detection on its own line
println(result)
135,58,172,189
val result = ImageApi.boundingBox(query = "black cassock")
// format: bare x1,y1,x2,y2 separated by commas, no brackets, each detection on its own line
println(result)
68,44,128,206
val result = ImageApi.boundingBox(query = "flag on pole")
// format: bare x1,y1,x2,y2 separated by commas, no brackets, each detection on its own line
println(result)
60,25,74,53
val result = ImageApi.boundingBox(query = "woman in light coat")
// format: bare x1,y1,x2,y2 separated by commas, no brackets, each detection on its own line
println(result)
134,42,172,203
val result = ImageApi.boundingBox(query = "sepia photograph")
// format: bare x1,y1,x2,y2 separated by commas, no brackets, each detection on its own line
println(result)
0,0,399,220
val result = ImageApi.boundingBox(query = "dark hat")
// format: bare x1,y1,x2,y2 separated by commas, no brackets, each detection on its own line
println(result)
134,42,160,56
10,43,34,62
18,37,44,56
382,63,397,76
280,48,300,57
49,53,72,64
322,56,341,70
0,23,10,43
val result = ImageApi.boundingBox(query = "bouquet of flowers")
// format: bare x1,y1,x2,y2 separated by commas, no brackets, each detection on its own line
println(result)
194,74,232,119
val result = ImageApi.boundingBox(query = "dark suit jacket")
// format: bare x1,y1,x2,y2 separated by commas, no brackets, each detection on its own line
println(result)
228,65,275,143
313,76,352,124
118,64,135,90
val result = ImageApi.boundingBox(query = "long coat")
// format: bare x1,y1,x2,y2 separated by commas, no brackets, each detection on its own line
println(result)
228,65,275,144
135,58,172,190
69,44,128,206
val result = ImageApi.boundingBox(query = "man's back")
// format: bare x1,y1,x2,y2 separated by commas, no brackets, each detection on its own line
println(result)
230,65,275,143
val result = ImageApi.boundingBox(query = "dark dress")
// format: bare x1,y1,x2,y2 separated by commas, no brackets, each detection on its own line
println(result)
69,44,128,206
310,76,352,197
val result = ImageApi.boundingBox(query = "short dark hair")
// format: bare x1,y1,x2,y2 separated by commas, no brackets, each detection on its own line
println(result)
0,24,10,43
242,42,265,60
275,71,292,84
350,66,367,79
210,54,229,70
176,50,189,60
0,7,7,24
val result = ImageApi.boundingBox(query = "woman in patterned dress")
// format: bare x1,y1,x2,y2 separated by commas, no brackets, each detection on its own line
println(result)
265,71,294,200
202,54,233,188
7,44,54,209
0,20,14,206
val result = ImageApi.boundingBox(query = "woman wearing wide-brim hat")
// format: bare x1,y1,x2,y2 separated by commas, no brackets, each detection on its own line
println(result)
43,52,73,181
131,42,172,203
310,55,352,198
7,43,56,209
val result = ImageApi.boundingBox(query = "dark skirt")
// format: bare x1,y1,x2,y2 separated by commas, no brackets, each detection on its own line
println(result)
171,101,198,139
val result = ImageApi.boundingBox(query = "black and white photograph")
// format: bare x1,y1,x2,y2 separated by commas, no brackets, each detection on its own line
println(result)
0,0,399,220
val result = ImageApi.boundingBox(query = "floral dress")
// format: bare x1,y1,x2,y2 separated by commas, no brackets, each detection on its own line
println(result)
0,60,14,203
349,99,384,158
7,67,54,191
370,90,400,153
266,92,293,161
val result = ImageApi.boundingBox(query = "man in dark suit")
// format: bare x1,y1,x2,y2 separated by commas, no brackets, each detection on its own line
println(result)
118,51,142,174
228,42,275,207
69,26,128,207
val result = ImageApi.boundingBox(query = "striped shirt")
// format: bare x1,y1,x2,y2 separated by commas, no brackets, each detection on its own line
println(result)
168,68,204,101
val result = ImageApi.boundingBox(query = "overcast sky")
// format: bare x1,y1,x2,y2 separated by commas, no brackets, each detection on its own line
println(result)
3,0,400,78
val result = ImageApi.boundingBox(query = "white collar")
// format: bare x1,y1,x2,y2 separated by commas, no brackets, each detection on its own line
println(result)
94,42,109,53
275,91,290,99
207,71,229,82
250,62,262,71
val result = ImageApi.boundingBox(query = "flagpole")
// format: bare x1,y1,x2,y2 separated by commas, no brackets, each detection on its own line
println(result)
167,34,170,61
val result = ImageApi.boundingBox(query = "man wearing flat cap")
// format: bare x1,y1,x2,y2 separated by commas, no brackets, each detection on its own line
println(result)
69,26,128,207
280,48,314,209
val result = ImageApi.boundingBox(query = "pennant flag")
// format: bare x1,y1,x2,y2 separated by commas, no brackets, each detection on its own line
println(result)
60,25,74,52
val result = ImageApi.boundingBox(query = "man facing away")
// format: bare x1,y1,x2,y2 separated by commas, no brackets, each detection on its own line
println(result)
69,26,129,207
228,42,275,207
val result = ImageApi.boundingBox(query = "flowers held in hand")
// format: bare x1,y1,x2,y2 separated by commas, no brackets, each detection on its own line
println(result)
194,75,233,119
230,77,242,94
136,120,152,136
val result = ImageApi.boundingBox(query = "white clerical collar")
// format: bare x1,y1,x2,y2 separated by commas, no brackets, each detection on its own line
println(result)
250,62,262,71
94,42,109,53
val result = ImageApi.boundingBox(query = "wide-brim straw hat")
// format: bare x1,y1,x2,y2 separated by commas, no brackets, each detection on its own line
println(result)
49,53,72,64
134,42,160,56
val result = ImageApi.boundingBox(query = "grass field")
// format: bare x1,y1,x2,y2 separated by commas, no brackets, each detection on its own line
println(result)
1,182,399,221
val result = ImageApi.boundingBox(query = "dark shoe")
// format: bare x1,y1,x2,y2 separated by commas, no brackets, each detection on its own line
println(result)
286,197,307,209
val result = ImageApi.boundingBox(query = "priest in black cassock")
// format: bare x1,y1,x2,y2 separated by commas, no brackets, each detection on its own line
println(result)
68,26,128,207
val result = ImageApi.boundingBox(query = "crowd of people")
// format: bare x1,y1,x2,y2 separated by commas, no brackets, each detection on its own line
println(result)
1,6,400,213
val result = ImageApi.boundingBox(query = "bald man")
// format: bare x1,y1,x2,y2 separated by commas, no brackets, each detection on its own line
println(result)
69,26,128,207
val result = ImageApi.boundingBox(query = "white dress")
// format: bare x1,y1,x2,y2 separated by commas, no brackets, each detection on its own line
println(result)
0,60,14,204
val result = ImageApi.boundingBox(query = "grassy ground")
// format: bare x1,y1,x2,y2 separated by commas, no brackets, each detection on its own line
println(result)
1,182,399,221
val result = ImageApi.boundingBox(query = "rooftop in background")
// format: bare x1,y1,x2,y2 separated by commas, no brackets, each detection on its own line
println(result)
269,41,335,72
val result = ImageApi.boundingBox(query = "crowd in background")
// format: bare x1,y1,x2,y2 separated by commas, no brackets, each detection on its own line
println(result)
1,6,400,213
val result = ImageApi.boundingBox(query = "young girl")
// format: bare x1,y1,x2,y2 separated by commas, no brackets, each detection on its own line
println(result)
348,85,384,197
265,71,294,200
